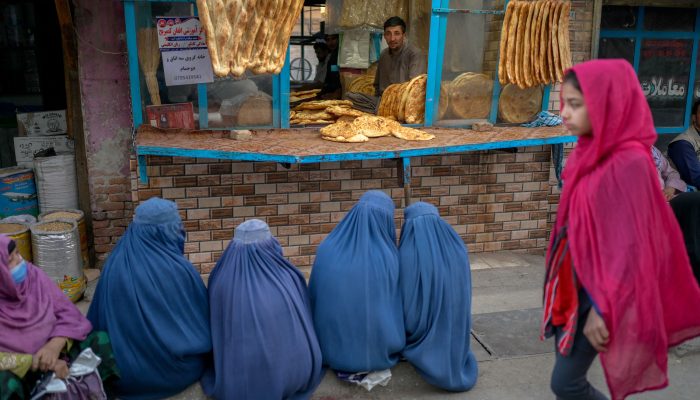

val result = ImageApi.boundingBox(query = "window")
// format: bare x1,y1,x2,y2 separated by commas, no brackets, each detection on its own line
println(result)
598,6,700,133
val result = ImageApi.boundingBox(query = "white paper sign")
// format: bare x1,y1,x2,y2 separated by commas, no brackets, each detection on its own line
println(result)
156,16,214,86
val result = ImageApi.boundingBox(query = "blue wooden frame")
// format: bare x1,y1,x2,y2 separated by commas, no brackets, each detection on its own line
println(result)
127,0,575,204
599,7,700,134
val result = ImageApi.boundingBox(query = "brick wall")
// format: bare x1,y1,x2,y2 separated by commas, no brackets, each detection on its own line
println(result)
130,146,555,278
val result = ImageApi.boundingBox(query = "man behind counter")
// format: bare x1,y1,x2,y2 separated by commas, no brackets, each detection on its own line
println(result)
297,34,341,100
348,16,426,113
374,16,426,97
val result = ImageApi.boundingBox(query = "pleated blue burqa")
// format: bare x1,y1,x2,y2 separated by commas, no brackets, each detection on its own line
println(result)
87,198,211,400
309,190,404,372
398,202,478,391
202,219,323,399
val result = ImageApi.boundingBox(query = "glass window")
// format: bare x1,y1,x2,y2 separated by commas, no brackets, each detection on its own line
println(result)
598,38,635,65
600,6,638,30
134,1,275,129
644,7,696,32
694,44,700,104
638,39,693,127
436,2,495,125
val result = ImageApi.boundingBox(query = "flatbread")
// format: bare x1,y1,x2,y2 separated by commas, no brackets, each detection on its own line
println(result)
322,134,369,143
291,89,322,96
289,93,318,102
251,0,283,73
538,1,552,84
393,82,410,121
404,75,428,124
531,1,543,85
439,81,450,119
547,1,558,83
506,1,520,84
196,0,223,76
271,0,305,73
378,83,401,117
498,83,543,123
499,1,516,85
391,126,435,141
291,119,335,125
352,115,399,137
523,0,537,88
449,73,493,119
292,110,333,120
551,1,563,83
293,99,353,111
320,120,369,142
348,75,375,95
514,2,529,88
558,1,572,73
326,106,368,118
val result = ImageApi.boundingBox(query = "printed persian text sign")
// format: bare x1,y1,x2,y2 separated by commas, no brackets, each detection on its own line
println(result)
156,16,214,86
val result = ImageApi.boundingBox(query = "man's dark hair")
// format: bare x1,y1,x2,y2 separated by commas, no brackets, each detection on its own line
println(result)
313,42,328,51
693,99,700,117
384,16,406,33
563,70,581,93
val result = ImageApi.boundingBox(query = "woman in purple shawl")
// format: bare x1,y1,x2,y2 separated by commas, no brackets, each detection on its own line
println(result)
0,234,118,399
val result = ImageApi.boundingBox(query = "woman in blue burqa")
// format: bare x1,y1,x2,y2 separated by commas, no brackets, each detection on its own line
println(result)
87,197,211,399
309,190,404,373
398,202,478,391
202,219,323,399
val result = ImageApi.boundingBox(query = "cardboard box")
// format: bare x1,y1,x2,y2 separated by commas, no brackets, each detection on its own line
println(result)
13,135,75,167
146,103,195,129
16,110,67,136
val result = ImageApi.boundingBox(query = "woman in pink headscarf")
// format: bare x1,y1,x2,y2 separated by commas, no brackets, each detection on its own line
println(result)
0,234,118,399
541,59,700,400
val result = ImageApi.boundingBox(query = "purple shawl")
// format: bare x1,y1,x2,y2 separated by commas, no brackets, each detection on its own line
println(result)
0,235,91,354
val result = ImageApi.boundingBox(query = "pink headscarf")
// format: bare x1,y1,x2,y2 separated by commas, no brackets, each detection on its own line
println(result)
0,234,91,354
551,59,700,399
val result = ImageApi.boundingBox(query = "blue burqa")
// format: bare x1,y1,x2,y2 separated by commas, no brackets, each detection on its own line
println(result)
398,202,478,391
202,219,323,399
309,190,404,372
87,198,211,400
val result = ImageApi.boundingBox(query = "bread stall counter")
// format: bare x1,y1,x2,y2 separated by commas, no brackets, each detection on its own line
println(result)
135,124,576,205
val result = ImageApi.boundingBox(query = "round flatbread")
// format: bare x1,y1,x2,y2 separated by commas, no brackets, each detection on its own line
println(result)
514,2,530,88
448,73,494,119
378,83,400,117
523,0,537,88
551,1,563,82
538,1,552,84
438,81,450,119
352,115,400,137
293,99,353,111
558,1,572,74
404,75,428,124
506,1,520,84
498,83,543,123
531,1,544,85
326,106,368,118
547,1,559,83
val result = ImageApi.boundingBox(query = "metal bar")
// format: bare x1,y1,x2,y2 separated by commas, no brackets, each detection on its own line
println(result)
136,135,578,165
424,0,449,126
682,8,700,131
124,1,143,127
402,157,412,206
281,48,291,129
632,7,644,71
541,85,552,112
488,0,510,123
273,67,281,128
138,155,148,183
192,5,209,129
599,30,696,40
657,127,690,134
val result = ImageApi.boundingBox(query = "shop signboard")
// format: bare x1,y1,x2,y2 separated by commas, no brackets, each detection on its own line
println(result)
156,16,214,87
13,135,75,168
16,110,67,136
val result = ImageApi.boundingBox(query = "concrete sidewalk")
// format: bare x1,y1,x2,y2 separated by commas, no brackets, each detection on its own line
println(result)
80,252,700,400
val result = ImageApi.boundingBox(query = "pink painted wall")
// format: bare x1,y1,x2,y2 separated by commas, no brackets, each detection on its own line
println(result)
74,0,134,263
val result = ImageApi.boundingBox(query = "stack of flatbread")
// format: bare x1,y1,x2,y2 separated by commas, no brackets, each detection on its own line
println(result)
320,114,435,143
498,0,572,88
290,89,321,103
377,74,428,123
197,0,305,77
290,100,373,125
347,75,375,96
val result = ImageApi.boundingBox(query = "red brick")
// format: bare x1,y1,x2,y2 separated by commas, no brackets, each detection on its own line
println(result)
234,185,255,195
211,208,233,219
267,216,289,226
174,176,197,187
289,214,310,225
244,195,267,206
186,187,209,198
256,205,278,216
209,163,232,174
199,219,222,230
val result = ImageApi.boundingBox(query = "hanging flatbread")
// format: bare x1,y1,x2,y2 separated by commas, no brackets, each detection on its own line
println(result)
498,83,543,123
251,0,283,73
352,115,399,138
449,73,494,120
538,1,552,84
499,1,516,85
271,0,305,73
506,1,520,84
514,2,530,88
551,1,563,82
404,75,428,124
293,99,353,111
531,1,544,85
547,1,559,83
523,0,538,88
558,1,572,73
391,126,435,141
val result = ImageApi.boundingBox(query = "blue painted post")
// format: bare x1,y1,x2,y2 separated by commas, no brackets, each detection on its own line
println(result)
424,0,449,126
541,86,551,112
138,155,148,184
192,4,209,129
403,157,412,206
124,1,143,127
273,66,281,128
632,7,644,71
281,48,291,129
372,33,382,61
